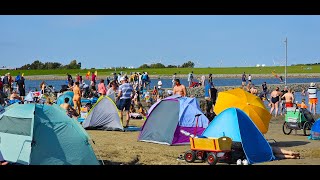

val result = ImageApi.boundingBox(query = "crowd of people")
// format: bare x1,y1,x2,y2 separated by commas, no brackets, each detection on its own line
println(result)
240,72,318,117
0,70,317,165
0,72,26,106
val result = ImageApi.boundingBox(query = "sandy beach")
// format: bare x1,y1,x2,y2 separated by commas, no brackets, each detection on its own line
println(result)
87,114,320,165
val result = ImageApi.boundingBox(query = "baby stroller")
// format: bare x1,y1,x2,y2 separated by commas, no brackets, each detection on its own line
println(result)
282,104,315,136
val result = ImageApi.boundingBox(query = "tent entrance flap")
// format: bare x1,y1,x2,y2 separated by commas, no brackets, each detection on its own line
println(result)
0,133,33,165
139,100,179,144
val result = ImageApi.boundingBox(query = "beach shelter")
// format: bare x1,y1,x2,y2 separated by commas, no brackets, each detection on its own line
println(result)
138,95,210,145
82,96,123,131
309,119,320,140
214,88,271,134
0,103,100,165
202,108,275,164
56,91,74,106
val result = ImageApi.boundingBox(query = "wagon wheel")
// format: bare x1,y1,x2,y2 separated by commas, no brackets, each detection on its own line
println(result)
195,151,206,161
303,121,312,136
282,122,292,135
207,152,218,165
184,150,196,163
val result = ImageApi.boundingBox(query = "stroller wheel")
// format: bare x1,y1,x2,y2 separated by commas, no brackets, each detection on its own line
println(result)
282,122,292,135
303,121,312,136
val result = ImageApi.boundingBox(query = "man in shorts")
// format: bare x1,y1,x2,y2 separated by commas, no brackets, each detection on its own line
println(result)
117,77,134,128
281,88,294,108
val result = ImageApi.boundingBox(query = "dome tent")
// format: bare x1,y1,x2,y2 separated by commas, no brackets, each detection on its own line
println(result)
0,103,99,165
138,95,210,145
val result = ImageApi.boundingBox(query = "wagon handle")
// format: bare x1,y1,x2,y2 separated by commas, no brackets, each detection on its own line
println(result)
194,114,202,137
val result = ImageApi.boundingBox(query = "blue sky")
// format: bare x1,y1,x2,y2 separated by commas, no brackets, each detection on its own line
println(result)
0,15,319,69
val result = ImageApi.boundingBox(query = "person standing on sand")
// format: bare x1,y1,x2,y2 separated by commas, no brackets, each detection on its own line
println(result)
8,73,13,93
76,73,80,83
279,86,288,115
172,73,177,88
16,75,26,102
281,88,294,108
208,73,213,84
98,79,107,96
259,82,268,101
66,73,74,88
307,82,317,115
241,72,246,88
73,81,81,115
117,77,134,128
270,87,281,117
91,71,97,89
201,75,206,87
40,81,46,94
173,79,187,97
248,74,252,85
188,71,194,87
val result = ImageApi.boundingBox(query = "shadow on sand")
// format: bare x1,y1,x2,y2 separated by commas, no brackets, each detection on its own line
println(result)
99,155,142,165
273,140,310,148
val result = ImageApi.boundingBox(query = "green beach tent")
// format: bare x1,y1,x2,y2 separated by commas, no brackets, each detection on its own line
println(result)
0,103,100,165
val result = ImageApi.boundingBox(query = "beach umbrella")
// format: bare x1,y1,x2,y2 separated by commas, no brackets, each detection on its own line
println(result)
214,88,271,134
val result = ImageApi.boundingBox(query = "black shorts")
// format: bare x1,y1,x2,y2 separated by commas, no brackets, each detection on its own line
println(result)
117,98,131,111
19,89,25,96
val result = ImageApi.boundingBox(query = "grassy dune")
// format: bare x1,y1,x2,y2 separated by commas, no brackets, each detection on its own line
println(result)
1,65,319,76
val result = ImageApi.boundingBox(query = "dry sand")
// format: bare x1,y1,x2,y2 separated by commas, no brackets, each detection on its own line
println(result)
87,114,320,165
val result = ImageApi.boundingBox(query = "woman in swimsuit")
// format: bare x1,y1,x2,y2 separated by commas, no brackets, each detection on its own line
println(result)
73,81,81,115
270,87,281,117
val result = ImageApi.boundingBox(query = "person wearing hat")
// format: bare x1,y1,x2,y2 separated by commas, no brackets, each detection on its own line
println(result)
307,82,317,115
117,76,134,128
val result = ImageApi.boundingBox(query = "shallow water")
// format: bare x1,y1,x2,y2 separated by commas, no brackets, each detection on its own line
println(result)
21,78,320,114
23,77,320,91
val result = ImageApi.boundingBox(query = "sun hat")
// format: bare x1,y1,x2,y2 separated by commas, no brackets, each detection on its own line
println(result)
310,82,316,87
120,76,125,81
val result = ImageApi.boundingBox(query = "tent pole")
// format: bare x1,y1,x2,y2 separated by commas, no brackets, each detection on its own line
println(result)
194,115,199,137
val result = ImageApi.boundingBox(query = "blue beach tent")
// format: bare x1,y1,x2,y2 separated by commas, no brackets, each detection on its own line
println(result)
309,118,320,140
56,91,74,106
0,103,100,165
202,108,275,164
